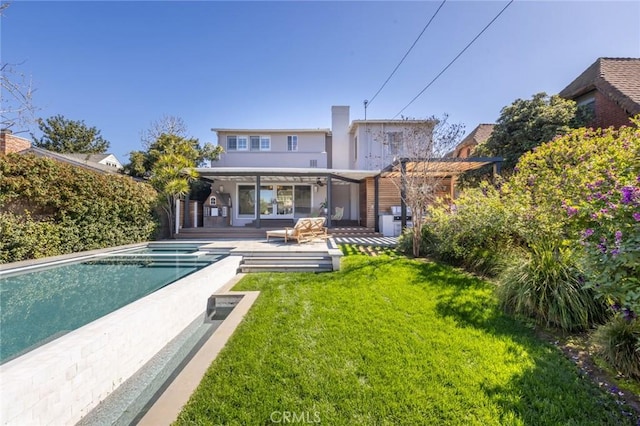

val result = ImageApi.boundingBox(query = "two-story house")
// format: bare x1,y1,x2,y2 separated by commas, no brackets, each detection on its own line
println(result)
190,105,500,235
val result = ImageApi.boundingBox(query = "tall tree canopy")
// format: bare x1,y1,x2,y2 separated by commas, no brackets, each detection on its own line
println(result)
460,92,587,187
32,115,110,153
483,92,581,170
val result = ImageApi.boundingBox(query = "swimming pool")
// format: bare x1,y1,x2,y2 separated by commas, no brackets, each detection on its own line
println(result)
0,244,224,363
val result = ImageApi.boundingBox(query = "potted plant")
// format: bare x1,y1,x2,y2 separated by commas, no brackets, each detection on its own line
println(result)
320,200,328,215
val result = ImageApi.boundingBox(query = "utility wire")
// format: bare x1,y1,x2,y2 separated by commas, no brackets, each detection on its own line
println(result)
393,0,515,118
366,0,447,108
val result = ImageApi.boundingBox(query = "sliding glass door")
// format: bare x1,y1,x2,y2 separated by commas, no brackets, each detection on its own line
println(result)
241,184,311,218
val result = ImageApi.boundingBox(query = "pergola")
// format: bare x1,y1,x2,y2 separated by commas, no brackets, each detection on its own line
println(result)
378,157,503,229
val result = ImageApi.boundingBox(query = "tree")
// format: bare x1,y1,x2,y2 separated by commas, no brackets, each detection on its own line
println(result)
461,93,585,188
149,151,198,237
127,129,223,235
125,118,223,178
1,63,37,133
374,115,464,257
32,115,110,153
139,115,188,149
1,4,38,133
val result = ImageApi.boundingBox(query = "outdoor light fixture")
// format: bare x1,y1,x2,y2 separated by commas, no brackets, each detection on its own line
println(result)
316,178,325,187
219,185,224,193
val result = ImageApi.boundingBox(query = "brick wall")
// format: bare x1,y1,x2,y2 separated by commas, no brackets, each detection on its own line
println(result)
0,131,32,155
594,91,633,129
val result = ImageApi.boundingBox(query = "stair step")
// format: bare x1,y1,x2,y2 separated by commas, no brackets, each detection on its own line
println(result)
241,256,330,264
239,264,333,273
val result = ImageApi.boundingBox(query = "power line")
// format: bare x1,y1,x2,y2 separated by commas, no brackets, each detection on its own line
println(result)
393,0,515,119
366,0,447,109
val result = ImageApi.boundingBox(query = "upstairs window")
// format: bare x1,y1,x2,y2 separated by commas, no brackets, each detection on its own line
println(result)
310,159,318,168
287,135,298,151
250,136,260,151
227,136,237,151
237,136,248,151
386,132,402,155
260,136,271,151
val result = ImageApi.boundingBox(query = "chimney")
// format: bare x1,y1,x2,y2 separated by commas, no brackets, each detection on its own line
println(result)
1,129,32,155
331,106,350,169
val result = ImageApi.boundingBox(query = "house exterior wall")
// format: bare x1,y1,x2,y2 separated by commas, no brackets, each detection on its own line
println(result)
594,90,634,129
0,131,31,155
215,131,329,168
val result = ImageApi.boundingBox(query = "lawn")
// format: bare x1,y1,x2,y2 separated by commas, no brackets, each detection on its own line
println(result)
175,247,637,425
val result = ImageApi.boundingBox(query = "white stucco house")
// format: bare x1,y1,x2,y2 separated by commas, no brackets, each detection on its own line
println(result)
183,106,501,235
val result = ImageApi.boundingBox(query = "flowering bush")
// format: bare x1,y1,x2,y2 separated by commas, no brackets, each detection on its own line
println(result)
573,176,640,318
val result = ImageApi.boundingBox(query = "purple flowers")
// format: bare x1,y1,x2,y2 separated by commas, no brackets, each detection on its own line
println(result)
566,206,578,217
620,186,636,204
634,212,640,222
582,228,594,238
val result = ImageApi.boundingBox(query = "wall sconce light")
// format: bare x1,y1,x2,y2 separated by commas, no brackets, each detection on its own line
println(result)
314,185,318,193
219,185,224,193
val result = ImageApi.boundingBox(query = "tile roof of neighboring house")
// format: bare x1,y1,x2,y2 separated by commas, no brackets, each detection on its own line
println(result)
24,147,122,174
62,153,113,163
559,57,640,116
448,123,495,157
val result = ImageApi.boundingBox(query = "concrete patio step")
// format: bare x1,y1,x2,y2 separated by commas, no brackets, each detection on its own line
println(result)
239,251,333,273
239,263,333,273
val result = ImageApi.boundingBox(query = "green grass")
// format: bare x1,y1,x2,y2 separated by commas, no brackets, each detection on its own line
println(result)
175,248,637,425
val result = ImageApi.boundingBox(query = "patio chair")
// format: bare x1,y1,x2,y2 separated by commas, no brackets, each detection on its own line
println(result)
266,217,326,244
331,206,344,222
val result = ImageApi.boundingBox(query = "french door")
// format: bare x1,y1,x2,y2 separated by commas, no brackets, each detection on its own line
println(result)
258,185,310,218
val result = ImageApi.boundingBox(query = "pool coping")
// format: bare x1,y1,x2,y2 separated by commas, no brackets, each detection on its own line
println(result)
138,273,259,425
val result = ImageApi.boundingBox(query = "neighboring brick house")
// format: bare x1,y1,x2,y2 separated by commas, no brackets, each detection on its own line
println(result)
0,129,123,174
450,123,495,158
559,57,640,129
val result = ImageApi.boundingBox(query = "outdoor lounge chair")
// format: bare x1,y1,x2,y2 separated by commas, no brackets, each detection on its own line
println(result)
331,206,344,222
266,217,327,244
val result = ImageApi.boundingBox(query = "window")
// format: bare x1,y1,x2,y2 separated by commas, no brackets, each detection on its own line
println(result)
386,132,402,155
238,185,255,216
310,159,318,168
250,136,260,151
354,136,358,160
237,136,248,150
287,135,298,151
227,136,237,151
260,136,271,151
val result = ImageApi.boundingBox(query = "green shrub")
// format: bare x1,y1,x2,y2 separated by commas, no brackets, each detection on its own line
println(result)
415,183,516,276
496,242,608,331
592,316,640,379
0,154,159,263
0,212,63,263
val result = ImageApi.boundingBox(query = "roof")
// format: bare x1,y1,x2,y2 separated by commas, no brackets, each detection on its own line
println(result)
381,157,503,178
61,153,112,163
23,147,123,174
348,119,436,134
454,124,495,150
212,128,331,134
559,57,640,115
194,167,380,184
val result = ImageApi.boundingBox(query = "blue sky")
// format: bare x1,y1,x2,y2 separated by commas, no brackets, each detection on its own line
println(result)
2,1,639,162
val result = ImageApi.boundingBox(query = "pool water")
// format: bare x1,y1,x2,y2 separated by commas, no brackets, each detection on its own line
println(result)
0,250,223,363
